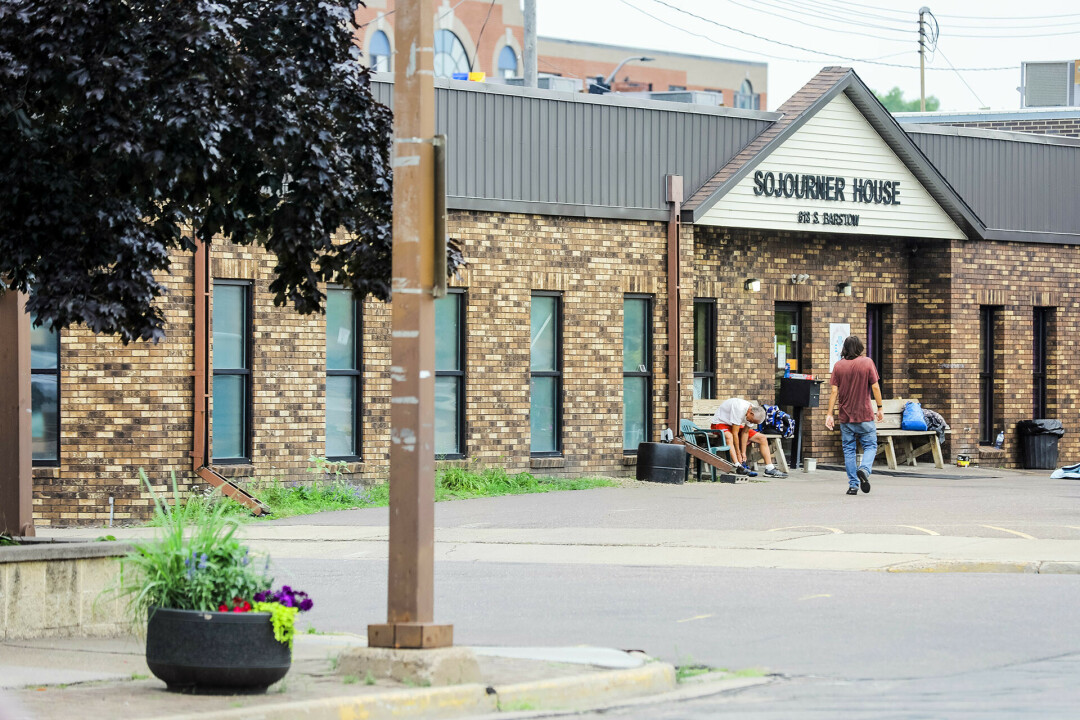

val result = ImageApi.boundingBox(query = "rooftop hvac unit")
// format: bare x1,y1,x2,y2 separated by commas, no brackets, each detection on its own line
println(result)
1021,61,1076,107
505,75,584,93
647,91,725,107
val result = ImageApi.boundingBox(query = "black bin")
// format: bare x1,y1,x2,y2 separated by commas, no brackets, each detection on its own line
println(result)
637,442,686,484
1016,419,1065,470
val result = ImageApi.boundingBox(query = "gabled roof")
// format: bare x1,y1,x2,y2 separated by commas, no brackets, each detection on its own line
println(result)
682,67,987,239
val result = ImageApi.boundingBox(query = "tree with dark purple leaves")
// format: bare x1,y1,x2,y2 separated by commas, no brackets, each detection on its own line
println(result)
0,0,398,342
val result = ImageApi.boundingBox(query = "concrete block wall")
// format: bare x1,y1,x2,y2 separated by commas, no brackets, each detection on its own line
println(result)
0,551,129,640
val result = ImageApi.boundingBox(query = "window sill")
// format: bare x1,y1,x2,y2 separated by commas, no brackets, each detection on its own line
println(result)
530,456,565,469
435,458,471,469
210,464,256,478
622,455,638,466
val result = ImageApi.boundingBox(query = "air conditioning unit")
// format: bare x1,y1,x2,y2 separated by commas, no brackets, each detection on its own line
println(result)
505,75,584,93
1021,61,1077,107
647,91,725,107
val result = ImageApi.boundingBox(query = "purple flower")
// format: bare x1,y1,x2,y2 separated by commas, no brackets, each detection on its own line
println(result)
197,553,208,570
299,598,313,612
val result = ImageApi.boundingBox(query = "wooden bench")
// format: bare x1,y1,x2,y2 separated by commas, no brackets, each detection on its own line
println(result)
691,399,790,474
841,398,950,470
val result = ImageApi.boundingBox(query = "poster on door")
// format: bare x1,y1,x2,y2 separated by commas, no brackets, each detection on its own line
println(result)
829,323,850,372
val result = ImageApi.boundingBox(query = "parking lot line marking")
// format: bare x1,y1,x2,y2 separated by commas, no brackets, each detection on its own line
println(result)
768,525,844,534
677,614,714,623
897,525,939,536
980,525,1036,540
800,594,832,601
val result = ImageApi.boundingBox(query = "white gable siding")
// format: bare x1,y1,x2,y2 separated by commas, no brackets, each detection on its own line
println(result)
699,92,966,240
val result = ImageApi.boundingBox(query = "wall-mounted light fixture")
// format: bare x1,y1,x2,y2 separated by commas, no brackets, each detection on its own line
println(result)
744,278,761,292
790,273,810,285
836,282,853,296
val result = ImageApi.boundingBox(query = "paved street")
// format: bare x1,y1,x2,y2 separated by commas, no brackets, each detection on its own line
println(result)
258,466,1080,717
41,465,1080,716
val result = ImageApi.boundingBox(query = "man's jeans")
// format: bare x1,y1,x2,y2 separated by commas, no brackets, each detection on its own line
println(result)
840,422,878,488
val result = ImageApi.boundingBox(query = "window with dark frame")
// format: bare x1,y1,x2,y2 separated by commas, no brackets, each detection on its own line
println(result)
326,288,361,460
1034,307,1050,419
979,306,998,445
693,299,716,400
435,289,466,458
530,292,562,456
623,295,652,452
212,281,252,463
30,316,60,465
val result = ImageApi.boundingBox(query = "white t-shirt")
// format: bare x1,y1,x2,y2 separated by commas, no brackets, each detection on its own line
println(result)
711,398,752,427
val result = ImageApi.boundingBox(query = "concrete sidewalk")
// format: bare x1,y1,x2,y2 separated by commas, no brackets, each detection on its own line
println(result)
0,634,761,720
44,523,1080,574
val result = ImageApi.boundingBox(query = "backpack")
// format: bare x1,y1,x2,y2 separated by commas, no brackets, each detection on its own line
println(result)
901,401,929,431
758,405,795,439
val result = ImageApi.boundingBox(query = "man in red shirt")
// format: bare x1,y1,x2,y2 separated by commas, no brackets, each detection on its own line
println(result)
824,335,884,496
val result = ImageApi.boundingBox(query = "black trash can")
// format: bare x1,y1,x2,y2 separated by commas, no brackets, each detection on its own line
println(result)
636,442,686,484
1016,419,1065,470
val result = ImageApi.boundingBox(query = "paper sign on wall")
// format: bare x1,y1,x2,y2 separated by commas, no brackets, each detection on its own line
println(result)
829,323,850,372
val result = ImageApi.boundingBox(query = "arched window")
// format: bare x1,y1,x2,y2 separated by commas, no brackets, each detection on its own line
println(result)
369,30,391,73
737,79,755,109
498,45,518,79
434,29,470,77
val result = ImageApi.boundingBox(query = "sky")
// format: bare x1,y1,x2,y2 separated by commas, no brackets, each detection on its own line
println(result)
535,0,1080,112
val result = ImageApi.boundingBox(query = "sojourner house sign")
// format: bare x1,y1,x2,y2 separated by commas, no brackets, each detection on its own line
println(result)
752,170,900,227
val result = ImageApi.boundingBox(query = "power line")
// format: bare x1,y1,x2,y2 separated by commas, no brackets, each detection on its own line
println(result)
936,47,986,108
640,0,1014,71
468,0,498,72
716,0,911,42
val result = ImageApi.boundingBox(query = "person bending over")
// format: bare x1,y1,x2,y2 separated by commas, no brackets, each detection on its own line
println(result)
710,398,787,478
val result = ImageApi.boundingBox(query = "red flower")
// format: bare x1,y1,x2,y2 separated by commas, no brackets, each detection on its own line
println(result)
218,604,228,612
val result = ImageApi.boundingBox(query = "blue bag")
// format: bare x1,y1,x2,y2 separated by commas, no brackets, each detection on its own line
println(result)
901,401,928,431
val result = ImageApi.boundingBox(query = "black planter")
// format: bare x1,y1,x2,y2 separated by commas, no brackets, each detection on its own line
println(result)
146,607,291,693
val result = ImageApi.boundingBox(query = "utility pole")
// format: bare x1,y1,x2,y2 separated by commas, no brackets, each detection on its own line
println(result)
0,290,33,537
918,6,929,112
523,0,537,87
368,0,452,650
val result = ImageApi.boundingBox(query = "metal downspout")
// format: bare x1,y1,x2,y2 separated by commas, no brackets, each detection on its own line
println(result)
666,175,683,434
191,238,267,515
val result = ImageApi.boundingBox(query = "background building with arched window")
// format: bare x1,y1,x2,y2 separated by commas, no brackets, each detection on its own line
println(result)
354,0,766,109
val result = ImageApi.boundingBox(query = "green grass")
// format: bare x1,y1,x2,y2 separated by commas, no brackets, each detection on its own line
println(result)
676,665,767,682
342,675,359,685
0,534,17,547
155,465,616,524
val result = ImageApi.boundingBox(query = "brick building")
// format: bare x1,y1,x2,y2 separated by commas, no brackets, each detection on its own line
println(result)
26,67,1080,526
353,0,766,108
897,107,1080,139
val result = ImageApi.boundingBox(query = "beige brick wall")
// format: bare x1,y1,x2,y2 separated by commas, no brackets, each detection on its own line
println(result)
35,212,685,523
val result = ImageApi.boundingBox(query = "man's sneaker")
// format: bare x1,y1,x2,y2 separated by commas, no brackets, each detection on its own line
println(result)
857,467,871,494
846,487,858,495
738,463,758,477
763,467,787,478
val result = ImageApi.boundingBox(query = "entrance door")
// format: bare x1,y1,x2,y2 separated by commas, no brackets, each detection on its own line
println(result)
774,303,805,462
775,303,803,375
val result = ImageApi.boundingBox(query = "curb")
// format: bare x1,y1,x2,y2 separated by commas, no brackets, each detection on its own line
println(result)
884,560,1080,574
150,663,677,720
493,662,676,712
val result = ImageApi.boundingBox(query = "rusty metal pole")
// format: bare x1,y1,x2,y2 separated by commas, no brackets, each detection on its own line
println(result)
0,290,35,537
368,0,452,649
665,175,683,434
